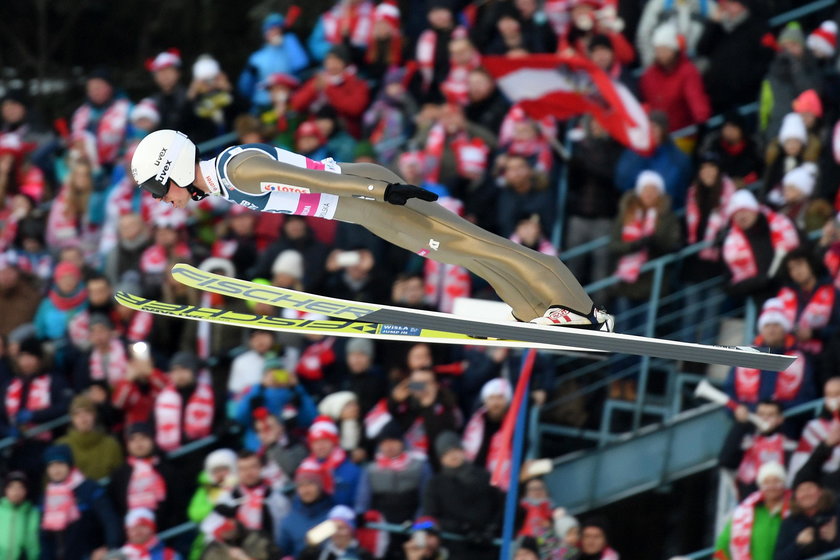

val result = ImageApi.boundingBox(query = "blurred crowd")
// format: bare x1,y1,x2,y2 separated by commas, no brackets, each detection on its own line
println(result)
3,0,840,559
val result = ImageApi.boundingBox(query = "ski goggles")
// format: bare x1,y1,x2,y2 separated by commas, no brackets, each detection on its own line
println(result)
138,177,171,199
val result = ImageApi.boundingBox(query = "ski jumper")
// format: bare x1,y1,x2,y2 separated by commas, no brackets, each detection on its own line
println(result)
198,143,592,321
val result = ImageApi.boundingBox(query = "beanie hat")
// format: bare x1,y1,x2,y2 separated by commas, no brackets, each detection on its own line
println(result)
18,336,43,359
125,507,156,530
779,21,805,46
374,1,400,29
651,23,680,51
757,461,787,487
295,121,326,145
328,505,357,528
263,73,300,90
346,338,374,358
807,20,838,57
146,49,181,72
376,420,405,444
70,394,97,414
263,12,285,32
782,163,817,198
88,313,114,330
634,170,665,196
130,99,161,126
553,508,580,539
262,356,286,373
192,55,221,82
326,44,352,65
44,444,74,466
318,391,358,420
169,351,198,373
411,516,441,535
778,112,808,144
204,449,237,475
295,459,333,493
126,422,154,439
757,297,793,333
588,34,614,52
53,261,82,282
4,471,28,490
792,89,823,118
434,430,463,458
308,415,340,445
271,249,304,280
480,378,513,403
727,189,760,216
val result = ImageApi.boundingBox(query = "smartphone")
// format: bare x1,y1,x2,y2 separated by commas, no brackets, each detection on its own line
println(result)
336,251,361,267
306,520,337,545
408,381,427,392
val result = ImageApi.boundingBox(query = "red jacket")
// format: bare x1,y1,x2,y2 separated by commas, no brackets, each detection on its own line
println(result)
291,72,370,138
112,369,169,427
640,54,711,132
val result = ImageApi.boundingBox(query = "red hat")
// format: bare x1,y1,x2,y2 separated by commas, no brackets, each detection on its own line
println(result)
792,89,823,118
145,49,182,72
807,21,838,57
295,458,335,494
264,73,300,90
53,261,82,282
125,507,156,530
307,415,339,445
0,133,35,159
374,1,400,29
295,121,326,145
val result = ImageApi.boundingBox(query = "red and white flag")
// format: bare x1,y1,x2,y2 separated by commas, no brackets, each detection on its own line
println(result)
483,54,653,154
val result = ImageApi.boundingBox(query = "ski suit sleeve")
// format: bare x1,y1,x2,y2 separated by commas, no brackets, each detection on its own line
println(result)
226,151,393,202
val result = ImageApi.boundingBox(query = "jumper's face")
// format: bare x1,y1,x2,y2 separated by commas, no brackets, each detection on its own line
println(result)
161,181,191,209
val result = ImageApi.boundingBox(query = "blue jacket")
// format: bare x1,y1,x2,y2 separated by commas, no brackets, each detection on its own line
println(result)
307,19,332,63
278,495,334,557
238,37,309,108
235,383,317,451
321,456,361,508
614,140,693,209
34,295,85,341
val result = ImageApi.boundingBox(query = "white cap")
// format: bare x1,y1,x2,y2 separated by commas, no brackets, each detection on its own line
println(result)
757,461,787,487
782,163,817,197
192,54,221,82
204,448,237,473
652,24,679,51
727,189,760,217
778,112,807,144
318,391,358,420
271,249,304,280
199,257,236,277
480,378,512,403
757,297,793,333
635,170,665,196
125,507,156,529
130,98,160,126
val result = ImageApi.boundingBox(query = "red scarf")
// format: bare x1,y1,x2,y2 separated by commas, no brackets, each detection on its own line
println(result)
154,382,215,451
71,99,131,165
90,337,128,386
404,417,428,455
42,468,85,531
127,456,167,510
423,123,489,183
737,434,787,486
112,369,169,427
322,0,374,47
364,399,392,439
790,417,840,478
5,375,50,420
778,285,836,354
374,451,411,471
441,53,480,106
723,210,799,283
236,484,267,530
519,498,553,537
423,260,470,313
734,335,806,403
729,490,791,560
416,27,467,89
298,457,336,495
616,207,657,283
685,177,735,261
48,285,88,312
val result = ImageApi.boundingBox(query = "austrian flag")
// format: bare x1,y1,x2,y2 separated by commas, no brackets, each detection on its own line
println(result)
482,54,654,154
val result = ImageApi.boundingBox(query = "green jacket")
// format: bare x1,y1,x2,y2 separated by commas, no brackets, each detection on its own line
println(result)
57,428,124,481
0,497,40,560
715,503,784,560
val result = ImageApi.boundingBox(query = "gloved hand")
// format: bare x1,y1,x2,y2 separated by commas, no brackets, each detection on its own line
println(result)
384,183,439,206
16,410,33,424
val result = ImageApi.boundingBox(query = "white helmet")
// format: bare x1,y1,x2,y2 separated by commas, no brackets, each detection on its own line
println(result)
131,129,197,199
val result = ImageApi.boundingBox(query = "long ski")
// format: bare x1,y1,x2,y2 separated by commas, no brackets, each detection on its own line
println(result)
169,263,796,370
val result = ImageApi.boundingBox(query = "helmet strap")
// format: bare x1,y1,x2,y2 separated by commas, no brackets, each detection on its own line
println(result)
187,183,209,201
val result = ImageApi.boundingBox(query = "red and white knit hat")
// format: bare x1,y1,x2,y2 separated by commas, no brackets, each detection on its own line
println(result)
130,98,160,126
807,20,838,58
374,1,400,29
757,297,793,333
308,415,340,445
146,49,181,72
125,507,156,530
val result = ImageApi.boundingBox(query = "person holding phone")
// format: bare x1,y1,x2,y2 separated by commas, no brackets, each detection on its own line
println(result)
130,130,613,330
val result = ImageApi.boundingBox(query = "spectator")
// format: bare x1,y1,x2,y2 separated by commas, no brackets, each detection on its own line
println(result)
111,342,169,427
198,506,281,560
227,330,277,403
763,113,818,200
554,508,582,557
254,410,308,487
308,0,376,64
119,508,182,559
509,213,556,256
486,4,552,56
463,378,511,471
1,87,51,146
788,377,840,489
298,504,374,560
103,213,151,288
495,153,555,239
497,107,555,178
40,443,121,560
153,351,216,453
387,367,459,469
565,115,624,287
291,45,371,138
557,0,634,67
251,215,330,291
614,111,692,209
188,449,239,525
139,212,191,299
147,49,192,132
413,3,464,104
235,358,317,452
362,68,417,166
775,164,832,232
700,111,763,187
210,209,261,280
303,415,362,507
518,477,556,539
129,98,161,142
70,68,131,174
185,55,246,144
464,68,511,136
759,22,821,141
639,23,711,136
318,390,365,458
218,450,290,545
636,0,713,67
0,471,39,560
423,431,503,560
56,394,123,481
696,0,773,114
356,420,431,527
258,73,302,150
322,247,390,304
313,106,358,163
721,190,800,302
723,297,814,410
364,1,406,84
513,0,558,53
279,464,335,557
403,516,449,560
441,36,481,106
238,12,309,110
0,261,40,338
339,338,386,417
719,400,797,498
513,536,540,560
774,477,840,559
578,517,621,560
45,158,99,255
72,313,129,390
8,215,52,283
34,260,87,343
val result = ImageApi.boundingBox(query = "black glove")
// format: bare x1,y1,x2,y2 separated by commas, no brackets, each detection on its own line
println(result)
384,183,439,205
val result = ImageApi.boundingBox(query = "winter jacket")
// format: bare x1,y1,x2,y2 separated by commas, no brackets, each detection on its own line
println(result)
387,389,459,470
56,428,124,481
238,37,310,108
495,180,556,239
760,52,822,140
291,73,371,138
0,497,40,560
774,503,840,559
108,454,185,529
0,372,71,438
567,134,624,219
355,455,431,523
34,295,86,341
277,495,334,558
235,383,318,451
464,89,511,138
640,54,711,132
187,471,231,524
0,275,41,337
614,139,693,209
715,501,785,560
